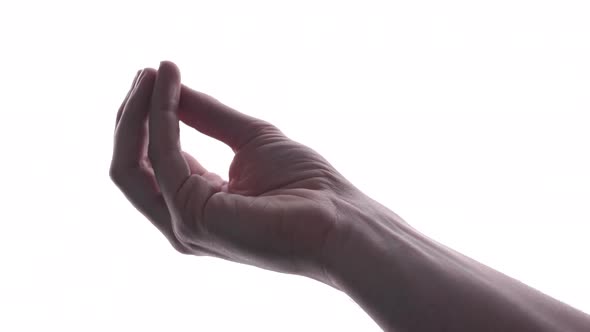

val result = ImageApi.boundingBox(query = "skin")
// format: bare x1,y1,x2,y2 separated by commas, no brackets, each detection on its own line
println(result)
110,61,357,283
110,61,590,331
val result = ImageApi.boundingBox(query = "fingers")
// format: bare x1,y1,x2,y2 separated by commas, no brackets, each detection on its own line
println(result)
182,151,207,176
147,62,236,256
115,69,143,131
110,67,190,254
112,69,156,169
178,85,284,153
182,151,227,192
111,62,235,258
148,61,191,201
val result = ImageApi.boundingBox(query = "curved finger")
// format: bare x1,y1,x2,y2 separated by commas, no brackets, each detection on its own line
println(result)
148,61,191,200
181,151,227,194
182,151,207,176
115,69,143,131
112,69,156,169
110,68,189,254
147,61,236,254
113,168,227,257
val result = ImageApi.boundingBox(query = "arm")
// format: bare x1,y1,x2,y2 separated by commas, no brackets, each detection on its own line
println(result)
321,196,590,331
111,61,590,332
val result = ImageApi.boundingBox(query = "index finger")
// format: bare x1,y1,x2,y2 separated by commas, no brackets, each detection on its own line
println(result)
148,61,190,199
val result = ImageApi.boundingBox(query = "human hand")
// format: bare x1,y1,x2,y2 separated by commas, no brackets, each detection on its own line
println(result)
110,61,384,285
115,61,590,332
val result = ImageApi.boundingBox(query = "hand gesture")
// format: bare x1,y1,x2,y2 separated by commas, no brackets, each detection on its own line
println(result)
110,61,369,283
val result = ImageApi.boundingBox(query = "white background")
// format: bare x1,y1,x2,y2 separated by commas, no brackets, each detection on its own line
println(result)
1,1,588,331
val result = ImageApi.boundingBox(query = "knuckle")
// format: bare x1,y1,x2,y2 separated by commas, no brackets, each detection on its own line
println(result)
172,222,194,246
109,164,139,187
243,119,279,137
237,120,285,151
109,166,125,186
170,239,191,255
154,98,177,110
255,120,281,134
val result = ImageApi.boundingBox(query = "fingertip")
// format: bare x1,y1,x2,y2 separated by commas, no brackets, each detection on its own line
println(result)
148,64,178,109
143,67,157,74
140,68,157,81
158,60,180,75
159,60,175,66
131,68,155,92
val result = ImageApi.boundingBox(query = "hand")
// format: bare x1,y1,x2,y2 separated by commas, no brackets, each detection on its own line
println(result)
111,62,590,332
110,61,371,283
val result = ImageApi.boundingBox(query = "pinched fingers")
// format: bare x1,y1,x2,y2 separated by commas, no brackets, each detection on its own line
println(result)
110,68,191,254
111,63,233,259
147,61,205,247
147,61,230,256
147,61,191,199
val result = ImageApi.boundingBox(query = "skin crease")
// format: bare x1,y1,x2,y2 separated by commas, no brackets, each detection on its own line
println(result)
111,61,590,332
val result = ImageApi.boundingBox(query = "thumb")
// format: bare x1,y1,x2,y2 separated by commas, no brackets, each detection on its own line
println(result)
178,85,282,152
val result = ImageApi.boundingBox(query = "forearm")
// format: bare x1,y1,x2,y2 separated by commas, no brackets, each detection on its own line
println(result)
323,199,590,331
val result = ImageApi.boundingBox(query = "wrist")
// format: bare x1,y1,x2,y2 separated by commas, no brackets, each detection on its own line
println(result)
319,195,420,291
319,196,433,329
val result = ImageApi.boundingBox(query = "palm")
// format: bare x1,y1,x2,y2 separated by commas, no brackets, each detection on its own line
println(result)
201,127,348,276
229,129,334,195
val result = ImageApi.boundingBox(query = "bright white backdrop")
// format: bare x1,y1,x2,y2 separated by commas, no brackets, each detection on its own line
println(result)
0,1,588,331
